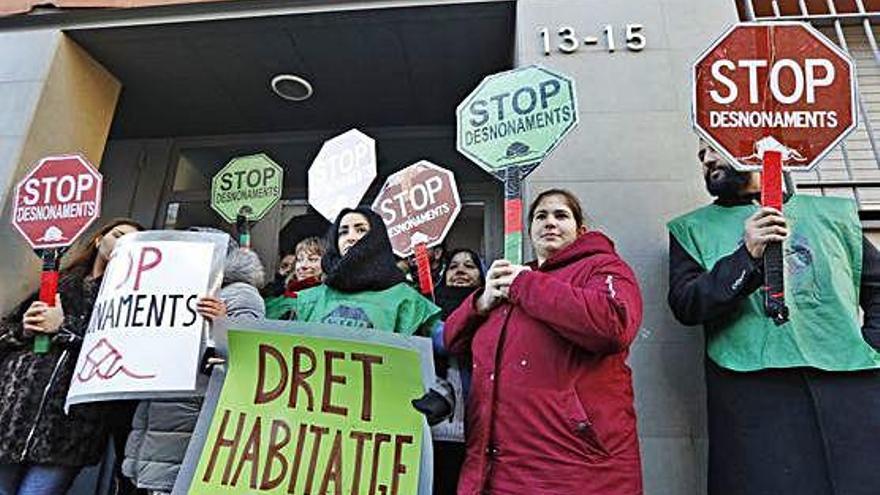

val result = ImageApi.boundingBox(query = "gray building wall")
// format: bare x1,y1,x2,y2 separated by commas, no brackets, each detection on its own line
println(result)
515,1,737,493
0,30,61,306
0,30,57,205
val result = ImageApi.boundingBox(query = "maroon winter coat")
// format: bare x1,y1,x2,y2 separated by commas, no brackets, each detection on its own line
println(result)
444,232,644,495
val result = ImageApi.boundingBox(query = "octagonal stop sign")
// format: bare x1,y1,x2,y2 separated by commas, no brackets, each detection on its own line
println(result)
372,161,461,258
693,22,857,171
13,155,102,249
211,154,283,224
457,65,578,177
308,129,377,222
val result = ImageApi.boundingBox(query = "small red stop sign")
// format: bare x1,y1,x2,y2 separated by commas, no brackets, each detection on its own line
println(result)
372,161,461,258
13,155,103,249
693,22,857,171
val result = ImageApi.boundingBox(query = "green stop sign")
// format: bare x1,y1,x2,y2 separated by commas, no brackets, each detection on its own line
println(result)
456,65,578,176
211,153,283,223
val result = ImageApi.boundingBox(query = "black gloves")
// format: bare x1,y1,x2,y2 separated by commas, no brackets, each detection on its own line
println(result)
412,377,455,426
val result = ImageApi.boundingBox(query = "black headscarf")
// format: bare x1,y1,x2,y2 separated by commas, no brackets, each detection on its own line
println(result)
322,207,406,293
435,248,486,319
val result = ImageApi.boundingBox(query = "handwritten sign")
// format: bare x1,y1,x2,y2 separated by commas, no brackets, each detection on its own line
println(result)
66,230,228,407
174,320,435,495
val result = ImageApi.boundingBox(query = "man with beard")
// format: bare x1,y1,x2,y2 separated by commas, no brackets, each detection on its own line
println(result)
666,140,880,495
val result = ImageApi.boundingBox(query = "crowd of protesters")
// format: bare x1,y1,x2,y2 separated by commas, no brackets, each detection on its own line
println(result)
1,148,879,495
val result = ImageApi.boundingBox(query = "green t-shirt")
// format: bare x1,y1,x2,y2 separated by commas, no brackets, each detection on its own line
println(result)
668,194,880,372
289,282,441,336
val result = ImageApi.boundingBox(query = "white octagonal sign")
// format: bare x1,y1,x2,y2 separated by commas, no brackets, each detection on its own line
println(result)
308,129,377,222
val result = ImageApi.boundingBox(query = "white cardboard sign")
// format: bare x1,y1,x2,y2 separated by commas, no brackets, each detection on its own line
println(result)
66,231,228,407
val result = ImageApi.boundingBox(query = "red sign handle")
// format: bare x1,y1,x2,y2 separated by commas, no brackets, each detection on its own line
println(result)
503,165,524,265
761,150,783,210
39,270,59,305
34,249,62,354
761,150,789,325
414,242,435,299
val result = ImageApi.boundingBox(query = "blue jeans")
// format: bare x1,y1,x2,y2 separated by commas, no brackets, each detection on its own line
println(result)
0,464,79,495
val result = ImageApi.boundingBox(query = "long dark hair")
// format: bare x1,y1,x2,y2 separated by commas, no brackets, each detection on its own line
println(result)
63,218,145,274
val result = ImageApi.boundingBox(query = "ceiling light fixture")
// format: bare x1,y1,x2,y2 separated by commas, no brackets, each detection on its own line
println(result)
271,74,313,102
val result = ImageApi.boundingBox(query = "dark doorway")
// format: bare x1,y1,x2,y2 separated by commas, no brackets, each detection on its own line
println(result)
72,1,514,271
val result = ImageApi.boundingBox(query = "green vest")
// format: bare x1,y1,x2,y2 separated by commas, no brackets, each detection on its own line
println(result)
668,195,880,372
290,282,440,336
264,294,295,320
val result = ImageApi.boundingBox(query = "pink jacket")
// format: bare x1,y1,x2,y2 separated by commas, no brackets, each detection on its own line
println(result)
444,232,644,495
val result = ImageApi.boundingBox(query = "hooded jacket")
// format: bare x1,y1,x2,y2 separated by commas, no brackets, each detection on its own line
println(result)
444,232,644,495
123,247,265,492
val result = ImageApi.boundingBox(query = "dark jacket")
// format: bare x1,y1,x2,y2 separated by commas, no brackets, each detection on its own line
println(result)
444,232,644,495
666,198,880,347
0,267,108,466
666,196,880,495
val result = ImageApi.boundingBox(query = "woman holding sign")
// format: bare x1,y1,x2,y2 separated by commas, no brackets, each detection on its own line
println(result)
290,207,454,424
293,207,440,335
265,236,327,319
444,189,644,495
123,231,266,495
0,218,143,495
433,248,485,495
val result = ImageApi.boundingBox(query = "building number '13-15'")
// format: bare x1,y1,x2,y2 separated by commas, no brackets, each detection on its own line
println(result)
539,24,646,55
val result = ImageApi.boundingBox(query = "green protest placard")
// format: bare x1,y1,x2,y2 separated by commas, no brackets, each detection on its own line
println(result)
211,153,283,224
456,65,579,264
456,64,578,176
176,320,432,495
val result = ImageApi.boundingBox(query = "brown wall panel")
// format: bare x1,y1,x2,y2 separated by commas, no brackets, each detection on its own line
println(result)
0,34,120,313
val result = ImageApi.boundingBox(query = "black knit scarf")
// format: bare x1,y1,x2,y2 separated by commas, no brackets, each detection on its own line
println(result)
322,207,405,293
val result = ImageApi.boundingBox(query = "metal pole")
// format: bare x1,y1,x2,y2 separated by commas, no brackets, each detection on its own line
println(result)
853,0,880,69
822,0,867,206
832,14,880,174
798,0,809,15
744,0,757,21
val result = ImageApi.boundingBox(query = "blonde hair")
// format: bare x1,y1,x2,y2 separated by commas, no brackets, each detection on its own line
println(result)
295,236,327,259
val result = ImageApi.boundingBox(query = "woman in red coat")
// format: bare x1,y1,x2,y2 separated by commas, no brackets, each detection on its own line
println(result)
444,189,644,495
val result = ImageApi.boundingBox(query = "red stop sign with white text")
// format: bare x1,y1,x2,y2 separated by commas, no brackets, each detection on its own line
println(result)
13,155,103,249
372,161,461,258
693,22,857,171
